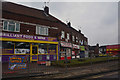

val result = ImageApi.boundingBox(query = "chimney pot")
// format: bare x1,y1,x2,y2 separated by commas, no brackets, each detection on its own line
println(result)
79,30,81,33
67,22,71,27
44,6,49,15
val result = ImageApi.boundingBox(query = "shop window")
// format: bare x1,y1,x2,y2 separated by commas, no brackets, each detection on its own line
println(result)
3,20,20,32
46,55,50,60
48,44,56,54
2,41,14,49
39,55,42,60
60,48,65,60
0,41,2,49
32,46,37,54
15,42,30,54
61,31,65,39
66,48,71,57
2,41,14,54
104,49,106,51
36,26,48,36
53,55,56,59
38,43,48,54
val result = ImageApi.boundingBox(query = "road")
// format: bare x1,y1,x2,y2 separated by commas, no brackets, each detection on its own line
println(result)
81,71,120,80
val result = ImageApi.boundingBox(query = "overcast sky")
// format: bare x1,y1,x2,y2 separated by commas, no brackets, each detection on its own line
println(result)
3,0,119,46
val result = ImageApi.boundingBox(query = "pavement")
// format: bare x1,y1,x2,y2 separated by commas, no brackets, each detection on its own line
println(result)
2,60,119,80
31,60,119,80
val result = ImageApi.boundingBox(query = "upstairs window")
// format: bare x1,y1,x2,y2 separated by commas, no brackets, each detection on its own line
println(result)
3,20,20,32
67,33,69,40
72,36,75,42
81,40,84,45
61,31,65,39
36,25,48,36
76,37,78,43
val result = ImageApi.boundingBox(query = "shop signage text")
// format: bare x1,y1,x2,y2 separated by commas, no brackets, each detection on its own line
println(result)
73,44,79,49
0,33,57,41
60,41,72,48
80,46,85,51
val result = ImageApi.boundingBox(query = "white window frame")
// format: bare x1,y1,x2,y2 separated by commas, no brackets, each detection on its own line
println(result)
67,33,69,40
36,25,48,36
80,40,84,45
3,20,20,32
61,31,65,39
72,36,75,42
76,37,78,43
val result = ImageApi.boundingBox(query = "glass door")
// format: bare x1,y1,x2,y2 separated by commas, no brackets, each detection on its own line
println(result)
31,45,38,61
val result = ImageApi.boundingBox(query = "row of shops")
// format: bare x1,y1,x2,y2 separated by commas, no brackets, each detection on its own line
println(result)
1,2,88,74
0,32,87,63
60,41,87,60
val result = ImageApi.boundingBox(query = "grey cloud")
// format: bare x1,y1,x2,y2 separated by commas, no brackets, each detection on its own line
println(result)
19,2,118,46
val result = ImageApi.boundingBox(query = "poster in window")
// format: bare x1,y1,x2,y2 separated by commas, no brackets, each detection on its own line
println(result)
53,55,56,60
72,51,75,55
38,48,45,54
47,55,50,60
66,49,71,57
72,56,75,59
60,49,65,57
15,49,30,54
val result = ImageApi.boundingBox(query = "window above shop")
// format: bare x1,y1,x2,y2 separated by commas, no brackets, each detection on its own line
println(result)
80,40,84,45
76,37,78,43
61,31,65,39
67,33,69,40
72,36,75,42
36,25,48,36
3,20,20,32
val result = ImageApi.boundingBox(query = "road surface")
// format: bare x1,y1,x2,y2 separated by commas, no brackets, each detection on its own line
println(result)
81,71,120,80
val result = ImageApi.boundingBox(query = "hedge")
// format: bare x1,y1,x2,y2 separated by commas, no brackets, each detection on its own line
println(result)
51,57,119,67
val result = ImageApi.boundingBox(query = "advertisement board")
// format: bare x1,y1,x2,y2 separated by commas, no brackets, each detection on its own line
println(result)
80,46,85,51
73,44,79,49
60,41,72,48
9,56,27,70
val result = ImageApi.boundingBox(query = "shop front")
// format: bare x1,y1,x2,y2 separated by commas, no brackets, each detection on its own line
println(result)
72,44,80,59
80,46,85,58
60,41,72,60
0,32,58,63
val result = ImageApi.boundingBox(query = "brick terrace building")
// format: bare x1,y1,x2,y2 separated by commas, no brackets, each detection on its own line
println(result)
105,44,119,56
88,44,99,57
0,2,88,63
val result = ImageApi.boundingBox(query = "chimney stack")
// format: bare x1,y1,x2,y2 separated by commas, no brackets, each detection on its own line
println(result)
79,30,81,33
67,22,71,27
44,6,49,15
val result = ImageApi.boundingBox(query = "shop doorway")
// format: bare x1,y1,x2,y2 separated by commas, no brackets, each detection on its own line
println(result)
31,45,38,61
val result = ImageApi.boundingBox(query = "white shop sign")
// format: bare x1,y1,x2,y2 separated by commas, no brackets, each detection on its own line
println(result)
73,44,79,49
60,41,72,48
72,56,75,59
15,49,30,54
